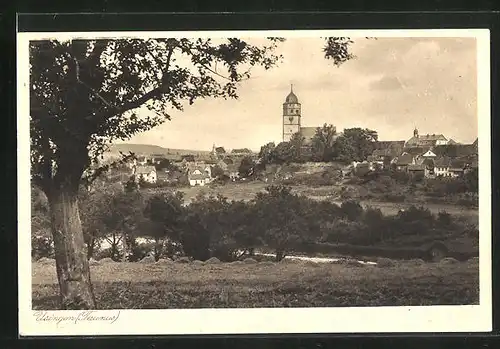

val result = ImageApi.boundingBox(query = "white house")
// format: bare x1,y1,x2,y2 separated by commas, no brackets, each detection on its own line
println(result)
133,165,157,183
433,157,452,177
188,167,211,186
421,150,437,158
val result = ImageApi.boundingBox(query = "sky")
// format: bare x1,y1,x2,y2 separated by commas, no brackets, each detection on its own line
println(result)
122,36,478,152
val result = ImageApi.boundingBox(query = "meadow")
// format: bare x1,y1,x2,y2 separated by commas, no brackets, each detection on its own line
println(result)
32,258,479,309
177,182,479,218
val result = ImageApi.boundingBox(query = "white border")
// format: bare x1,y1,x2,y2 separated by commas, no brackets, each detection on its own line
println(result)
18,29,492,336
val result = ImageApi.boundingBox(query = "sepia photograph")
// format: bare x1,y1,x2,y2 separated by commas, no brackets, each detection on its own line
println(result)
18,29,491,335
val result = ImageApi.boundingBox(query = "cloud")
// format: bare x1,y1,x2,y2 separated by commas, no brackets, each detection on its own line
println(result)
369,75,410,91
128,36,479,150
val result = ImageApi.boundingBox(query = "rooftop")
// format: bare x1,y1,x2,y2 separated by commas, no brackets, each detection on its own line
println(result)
135,165,156,174
284,85,299,104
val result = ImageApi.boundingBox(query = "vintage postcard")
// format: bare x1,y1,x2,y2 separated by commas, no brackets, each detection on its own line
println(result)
18,28,491,336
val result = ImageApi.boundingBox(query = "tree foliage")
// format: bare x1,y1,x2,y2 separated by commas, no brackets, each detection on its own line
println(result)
238,156,255,178
334,128,378,163
28,36,357,309
253,185,321,261
258,142,276,165
30,38,285,192
311,124,337,162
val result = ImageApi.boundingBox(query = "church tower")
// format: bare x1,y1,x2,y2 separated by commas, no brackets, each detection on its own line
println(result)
283,84,301,142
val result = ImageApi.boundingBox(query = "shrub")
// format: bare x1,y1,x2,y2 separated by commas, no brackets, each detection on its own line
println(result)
437,211,452,227
381,193,406,202
340,200,363,221
95,248,124,262
31,235,54,260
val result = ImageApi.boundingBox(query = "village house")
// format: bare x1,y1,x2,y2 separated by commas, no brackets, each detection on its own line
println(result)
421,158,436,177
405,128,449,147
393,153,416,172
407,164,427,178
368,148,401,168
133,165,157,183
188,166,212,186
421,149,437,158
433,157,452,177
448,159,468,178
353,161,373,176
136,155,149,166
432,143,477,159
231,148,253,156
226,163,241,181
211,144,227,159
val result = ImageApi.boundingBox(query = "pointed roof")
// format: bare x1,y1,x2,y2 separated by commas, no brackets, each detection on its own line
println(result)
395,153,414,165
403,147,429,157
135,165,156,174
284,84,299,104
434,156,452,167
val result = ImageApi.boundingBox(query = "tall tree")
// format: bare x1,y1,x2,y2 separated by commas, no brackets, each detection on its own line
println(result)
29,37,355,308
258,142,276,165
288,132,306,163
311,124,337,162
238,156,255,178
253,185,320,261
271,141,294,164
143,191,185,260
334,128,378,163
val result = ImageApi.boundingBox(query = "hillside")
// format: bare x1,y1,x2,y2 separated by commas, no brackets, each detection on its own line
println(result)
108,143,212,157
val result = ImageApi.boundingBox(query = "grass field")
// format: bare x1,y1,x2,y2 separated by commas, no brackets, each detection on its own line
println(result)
32,258,479,309
177,182,478,219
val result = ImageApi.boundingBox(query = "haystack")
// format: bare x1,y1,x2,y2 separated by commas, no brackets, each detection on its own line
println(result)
243,257,257,264
280,258,300,264
205,257,221,264
406,258,426,266
139,255,155,264
156,258,173,264
230,260,244,265
175,256,191,264
99,257,114,263
375,257,396,267
440,257,459,265
192,260,205,265
258,261,275,266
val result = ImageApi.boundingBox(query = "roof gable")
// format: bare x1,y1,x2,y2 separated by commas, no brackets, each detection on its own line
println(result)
136,166,156,174
396,153,414,165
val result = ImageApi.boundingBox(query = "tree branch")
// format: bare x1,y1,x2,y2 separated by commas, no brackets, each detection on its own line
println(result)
73,57,118,110
96,46,176,122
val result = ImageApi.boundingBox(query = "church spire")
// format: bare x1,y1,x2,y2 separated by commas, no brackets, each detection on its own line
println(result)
291,83,293,93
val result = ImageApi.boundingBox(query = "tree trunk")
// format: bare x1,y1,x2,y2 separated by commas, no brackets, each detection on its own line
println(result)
48,185,97,309
275,249,285,262
86,235,95,260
